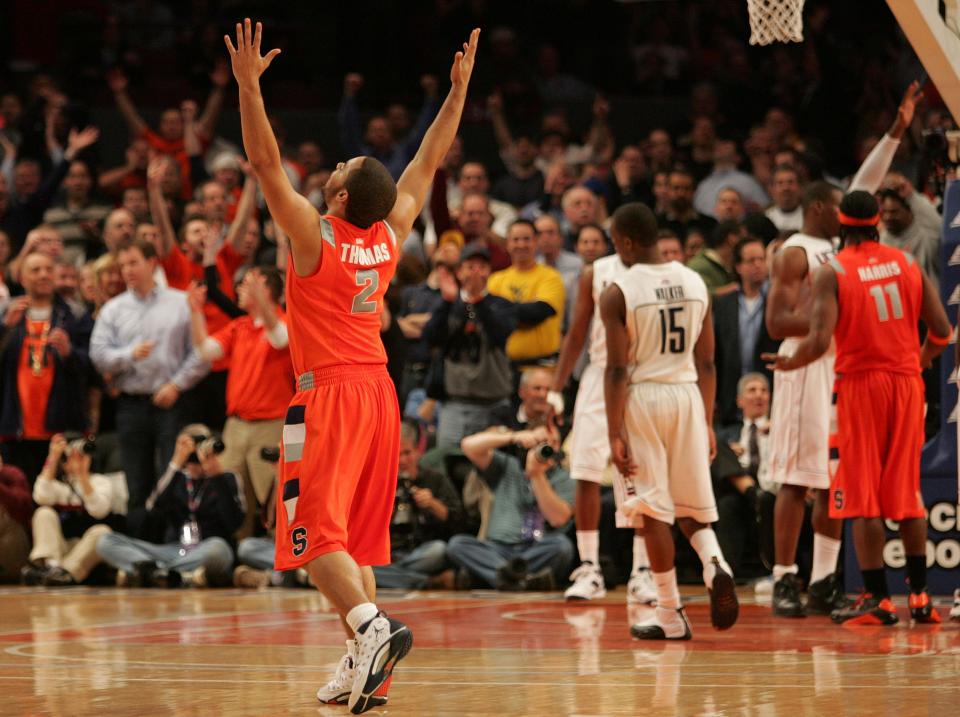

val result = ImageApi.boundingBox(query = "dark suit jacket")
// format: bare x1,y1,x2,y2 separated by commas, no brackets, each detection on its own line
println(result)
713,289,780,427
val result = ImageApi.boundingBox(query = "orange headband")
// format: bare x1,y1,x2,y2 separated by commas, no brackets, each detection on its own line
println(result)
838,211,880,227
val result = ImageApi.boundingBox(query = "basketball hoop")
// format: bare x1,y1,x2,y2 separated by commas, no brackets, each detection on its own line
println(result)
747,0,806,45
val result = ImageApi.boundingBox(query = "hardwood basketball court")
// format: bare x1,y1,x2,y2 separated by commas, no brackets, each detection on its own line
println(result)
1,586,957,716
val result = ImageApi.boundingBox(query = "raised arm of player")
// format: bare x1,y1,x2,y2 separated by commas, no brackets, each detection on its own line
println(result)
225,19,322,272
765,246,812,340
693,301,717,460
919,268,952,369
387,29,480,240
600,284,635,478
552,266,594,393
764,265,838,372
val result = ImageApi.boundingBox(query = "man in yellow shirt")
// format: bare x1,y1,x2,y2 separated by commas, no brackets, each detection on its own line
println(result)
488,220,565,371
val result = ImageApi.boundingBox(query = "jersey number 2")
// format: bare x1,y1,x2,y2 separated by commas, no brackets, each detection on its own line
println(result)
869,282,903,322
659,307,685,354
351,269,379,314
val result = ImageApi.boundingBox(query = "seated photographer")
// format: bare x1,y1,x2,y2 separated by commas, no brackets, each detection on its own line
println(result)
449,412,575,591
22,434,120,587
373,420,465,590
96,425,243,587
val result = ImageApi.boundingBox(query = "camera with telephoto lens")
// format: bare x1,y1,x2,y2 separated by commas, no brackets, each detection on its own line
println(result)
187,434,225,464
533,443,564,464
260,446,281,463
62,435,96,460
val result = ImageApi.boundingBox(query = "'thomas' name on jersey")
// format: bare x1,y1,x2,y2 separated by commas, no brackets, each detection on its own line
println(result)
587,254,629,366
614,261,709,384
777,232,838,358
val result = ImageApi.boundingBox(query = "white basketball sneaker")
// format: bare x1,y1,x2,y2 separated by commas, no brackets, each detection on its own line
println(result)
627,568,657,605
316,640,387,707
349,612,413,714
564,562,607,601
951,589,960,622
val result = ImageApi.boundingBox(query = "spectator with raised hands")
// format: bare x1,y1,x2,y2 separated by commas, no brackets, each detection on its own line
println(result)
0,125,99,251
0,251,92,485
22,434,119,587
338,71,441,180
187,267,294,536
108,63,229,199
98,138,150,199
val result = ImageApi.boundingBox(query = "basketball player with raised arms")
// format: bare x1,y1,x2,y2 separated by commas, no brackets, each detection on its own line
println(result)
764,181,850,618
601,203,738,640
766,191,950,625
225,19,479,713
550,230,656,605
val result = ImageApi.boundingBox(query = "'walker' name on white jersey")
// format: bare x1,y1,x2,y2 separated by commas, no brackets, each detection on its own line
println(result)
588,254,629,366
777,232,838,357
614,261,709,384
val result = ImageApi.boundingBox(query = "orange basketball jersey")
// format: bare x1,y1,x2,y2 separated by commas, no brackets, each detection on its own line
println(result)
831,241,923,376
286,215,398,374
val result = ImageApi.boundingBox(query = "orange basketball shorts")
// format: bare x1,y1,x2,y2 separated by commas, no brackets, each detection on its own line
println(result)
829,371,926,521
274,364,400,571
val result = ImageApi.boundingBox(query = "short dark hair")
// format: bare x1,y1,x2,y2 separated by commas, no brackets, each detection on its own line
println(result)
708,220,741,249
256,265,284,303
657,228,680,240
576,222,608,244
508,218,537,236
344,157,397,229
733,237,764,265
742,213,779,245
611,203,658,247
801,180,839,211
117,238,158,261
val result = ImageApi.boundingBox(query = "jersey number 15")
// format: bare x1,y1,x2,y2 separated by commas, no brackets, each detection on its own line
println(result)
659,306,686,354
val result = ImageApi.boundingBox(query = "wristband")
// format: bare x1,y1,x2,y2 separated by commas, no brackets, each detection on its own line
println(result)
927,330,952,347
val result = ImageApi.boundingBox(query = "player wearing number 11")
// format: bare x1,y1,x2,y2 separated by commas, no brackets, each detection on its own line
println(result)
765,191,951,625
226,19,480,713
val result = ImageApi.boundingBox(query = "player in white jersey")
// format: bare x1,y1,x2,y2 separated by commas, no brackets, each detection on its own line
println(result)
765,181,848,618
551,243,655,604
601,203,738,640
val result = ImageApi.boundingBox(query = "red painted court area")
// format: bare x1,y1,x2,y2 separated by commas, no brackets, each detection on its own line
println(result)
1,587,958,716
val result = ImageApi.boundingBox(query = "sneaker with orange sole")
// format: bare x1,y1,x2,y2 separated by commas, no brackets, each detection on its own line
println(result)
831,593,899,625
908,591,941,624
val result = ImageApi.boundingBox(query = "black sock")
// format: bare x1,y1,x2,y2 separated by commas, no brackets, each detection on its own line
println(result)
861,568,889,599
905,555,927,594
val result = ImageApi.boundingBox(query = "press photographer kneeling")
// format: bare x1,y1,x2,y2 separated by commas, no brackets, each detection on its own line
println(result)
96,425,243,587
23,434,121,587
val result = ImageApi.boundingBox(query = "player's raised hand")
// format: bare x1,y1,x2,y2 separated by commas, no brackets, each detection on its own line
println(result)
224,18,281,90
450,28,480,89
891,80,923,139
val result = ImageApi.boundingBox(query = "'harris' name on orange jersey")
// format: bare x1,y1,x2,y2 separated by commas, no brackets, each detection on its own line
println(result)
856,261,901,283
339,242,392,267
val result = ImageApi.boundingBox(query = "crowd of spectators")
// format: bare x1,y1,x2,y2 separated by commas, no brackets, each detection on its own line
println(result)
0,1,953,590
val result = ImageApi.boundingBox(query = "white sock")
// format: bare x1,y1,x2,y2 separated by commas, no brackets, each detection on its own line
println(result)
652,568,681,610
576,530,600,566
689,528,732,588
810,534,842,584
345,603,379,634
773,564,799,582
632,534,650,573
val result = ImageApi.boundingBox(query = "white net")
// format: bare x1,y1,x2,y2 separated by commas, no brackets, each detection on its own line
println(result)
746,0,806,45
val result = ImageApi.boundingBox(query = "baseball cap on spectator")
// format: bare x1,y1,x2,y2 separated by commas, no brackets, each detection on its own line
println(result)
460,243,491,263
439,229,465,250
